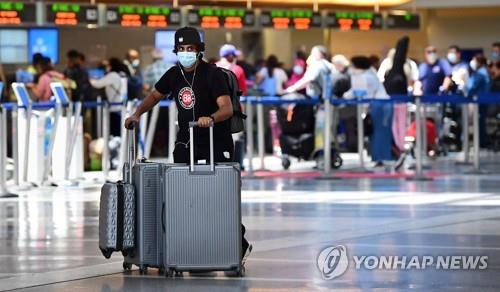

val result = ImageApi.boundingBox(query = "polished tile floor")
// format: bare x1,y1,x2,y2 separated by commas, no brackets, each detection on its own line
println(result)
1,153,500,291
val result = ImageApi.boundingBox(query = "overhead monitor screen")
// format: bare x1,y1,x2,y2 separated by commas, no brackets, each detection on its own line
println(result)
0,29,28,64
187,8,255,29
326,12,383,31
0,2,36,25
107,5,181,28
46,3,98,26
260,10,321,30
28,28,59,64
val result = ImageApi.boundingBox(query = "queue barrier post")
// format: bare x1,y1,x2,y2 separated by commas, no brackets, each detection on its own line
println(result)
0,105,18,198
407,96,432,181
244,97,258,179
256,96,267,171
465,96,488,175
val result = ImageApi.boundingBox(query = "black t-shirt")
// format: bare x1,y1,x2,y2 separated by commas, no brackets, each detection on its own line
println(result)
155,60,232,147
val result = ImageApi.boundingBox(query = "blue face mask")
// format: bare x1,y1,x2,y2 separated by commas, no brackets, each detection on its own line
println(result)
177,52,197,68
492,52,499,61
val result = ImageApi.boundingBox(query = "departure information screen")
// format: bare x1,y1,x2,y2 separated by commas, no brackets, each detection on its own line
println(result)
0,2,36,25
326,12,383,31
46,3,98,26
260,10,321,30
187,8,255,29
386,13,420,29
106,5,181,28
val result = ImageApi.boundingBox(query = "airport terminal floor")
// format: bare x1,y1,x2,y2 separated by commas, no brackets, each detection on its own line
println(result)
1,154,500,291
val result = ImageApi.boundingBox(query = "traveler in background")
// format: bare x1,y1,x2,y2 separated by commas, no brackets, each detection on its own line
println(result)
236,50,256,81
490,42,500,63
414,46,452,95
64,50,91,102
369,55,381,71
90,58,129,137
143,49,172,92
285,45,335,98
466,54,491,147
446,45,469,93
124,49,144,100
27,57,66,102
287,50,307,88
345,56,392,167
255,55,288,96
331,54,351,98
216,44,247,95
378,37,413,153
490,61,500,92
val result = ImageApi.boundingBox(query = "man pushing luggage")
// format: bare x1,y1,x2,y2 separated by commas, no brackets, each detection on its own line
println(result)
125,27,251,263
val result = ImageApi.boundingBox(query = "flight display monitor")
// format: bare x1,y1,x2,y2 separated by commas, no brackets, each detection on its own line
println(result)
0,2,36,25
46,3,98,26
187,8,255,29
260,10,322,30
326,11,383,31
106,5,181,28
386,13,420,29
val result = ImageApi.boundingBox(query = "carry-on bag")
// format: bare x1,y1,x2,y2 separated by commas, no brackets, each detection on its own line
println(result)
99,125,136,259
123,159,165,273
163,122,243,277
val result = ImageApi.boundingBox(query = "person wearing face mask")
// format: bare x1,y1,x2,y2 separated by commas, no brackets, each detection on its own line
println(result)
285,45,336,97
124,49,144,100
415,46,453,96
216,44,247,95
467,54,491,148
446,45,469,93
90,58,130,137
124,27,251,261
287,50,307,89
491,42,500,63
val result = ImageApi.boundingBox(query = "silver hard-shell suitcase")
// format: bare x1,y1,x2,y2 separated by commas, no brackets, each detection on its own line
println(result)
163,122,243,276
123,161,165,273
99,127,136,259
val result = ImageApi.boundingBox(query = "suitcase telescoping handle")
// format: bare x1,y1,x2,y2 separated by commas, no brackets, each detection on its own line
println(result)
124,121,137,183
188,121,214,172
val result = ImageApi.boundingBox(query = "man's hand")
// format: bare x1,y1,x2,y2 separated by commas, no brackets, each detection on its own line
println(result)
124,114,139,129
197,116,213,128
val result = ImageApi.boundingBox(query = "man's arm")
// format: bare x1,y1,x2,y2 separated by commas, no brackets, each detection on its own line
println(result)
197,95,233,128
124,90,164,128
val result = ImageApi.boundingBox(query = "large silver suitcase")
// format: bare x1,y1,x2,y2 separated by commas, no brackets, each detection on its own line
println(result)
123,161,165,273
163,122,243,277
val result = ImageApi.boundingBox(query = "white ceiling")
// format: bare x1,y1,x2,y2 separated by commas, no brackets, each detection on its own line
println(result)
400,0,500,8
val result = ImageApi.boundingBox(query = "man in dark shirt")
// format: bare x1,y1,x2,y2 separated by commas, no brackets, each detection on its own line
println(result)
124,26,250,260
64,50,91,102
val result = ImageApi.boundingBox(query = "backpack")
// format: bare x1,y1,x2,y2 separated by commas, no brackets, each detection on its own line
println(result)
211,66,247,133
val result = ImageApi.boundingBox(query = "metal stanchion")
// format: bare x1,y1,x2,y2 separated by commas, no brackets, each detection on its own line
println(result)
96,96,102,138
168,102,176,163
316,76,339,180
256,96,268,171
466,96,488,175
407,96,432,181
64,101,82,183
42,103,61,185
22,103,32,185
0,105,18,198
244,97,259,179
102,101,110,180
456,104,471,165
355,101,370,172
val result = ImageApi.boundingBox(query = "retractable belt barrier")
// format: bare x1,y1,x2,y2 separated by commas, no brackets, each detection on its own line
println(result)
0,93,499,189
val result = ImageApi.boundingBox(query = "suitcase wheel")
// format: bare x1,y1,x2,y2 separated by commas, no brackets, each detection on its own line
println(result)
100,248,112,259
165,269,174,278
175,271,183,277
281,157,291,170
123,262,132,271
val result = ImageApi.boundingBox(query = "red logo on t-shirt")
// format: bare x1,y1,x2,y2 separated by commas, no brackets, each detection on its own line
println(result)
178,87,195,110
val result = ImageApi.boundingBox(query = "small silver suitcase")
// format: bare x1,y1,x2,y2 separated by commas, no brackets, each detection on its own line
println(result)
99,127,136,259
163,122,243,277
123,161,165,273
